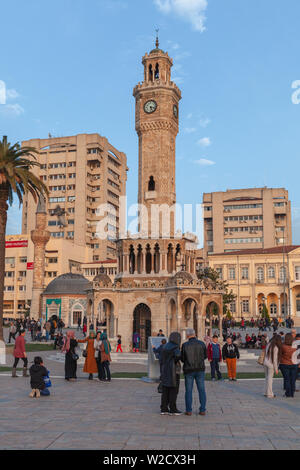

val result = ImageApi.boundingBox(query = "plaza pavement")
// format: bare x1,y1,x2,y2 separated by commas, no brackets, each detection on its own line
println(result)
1,326,300,450
0,372,300,450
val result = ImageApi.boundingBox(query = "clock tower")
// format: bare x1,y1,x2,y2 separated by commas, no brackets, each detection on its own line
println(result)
133,36,181,238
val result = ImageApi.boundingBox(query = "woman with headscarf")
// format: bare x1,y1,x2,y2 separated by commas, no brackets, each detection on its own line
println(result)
78,331,98,380
100,332,112,382
62,330,78,381
160,332,182,416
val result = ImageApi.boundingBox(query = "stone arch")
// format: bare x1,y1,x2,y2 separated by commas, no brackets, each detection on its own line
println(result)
145,244,152,274
155,63,159,79
168,297,177,334
182,297,198,330
203,300,222,337
133,303,151,351
154,243,160,273
129,244,136,274
97,298,115,338
148,176,155,191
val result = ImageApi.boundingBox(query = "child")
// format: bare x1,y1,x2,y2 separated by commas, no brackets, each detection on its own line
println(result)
116,335,123,353
29,356,50,398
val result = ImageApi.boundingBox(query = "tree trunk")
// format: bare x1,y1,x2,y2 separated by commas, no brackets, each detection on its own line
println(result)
0,187,9,342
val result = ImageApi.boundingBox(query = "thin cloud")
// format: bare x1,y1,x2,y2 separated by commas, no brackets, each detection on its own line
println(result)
6,88,19,100
154,0,208,32
0,103,24,116
184,127,197,133
194,158,215,166
199,117,211,128
197,137,211,147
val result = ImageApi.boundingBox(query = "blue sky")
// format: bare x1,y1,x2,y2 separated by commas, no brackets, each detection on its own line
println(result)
1,0,300,245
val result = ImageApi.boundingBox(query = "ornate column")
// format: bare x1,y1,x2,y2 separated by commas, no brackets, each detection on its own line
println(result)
30,196,50,321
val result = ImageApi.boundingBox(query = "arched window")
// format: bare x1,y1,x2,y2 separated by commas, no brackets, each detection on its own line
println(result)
129,245,135,274
268,266,275,278
270,303,277,315
257,267,264,282
155,63,159,79
149,64,153,81
146,244,152,274
148,176,155,191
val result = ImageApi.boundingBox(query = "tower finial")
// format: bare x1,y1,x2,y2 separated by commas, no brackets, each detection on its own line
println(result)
155,28,159,49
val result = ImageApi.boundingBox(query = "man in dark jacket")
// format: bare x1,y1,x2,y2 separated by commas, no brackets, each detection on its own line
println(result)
160,332,182,416
181,328,207,416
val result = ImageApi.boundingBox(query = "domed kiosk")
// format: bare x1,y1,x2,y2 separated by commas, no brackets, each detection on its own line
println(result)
42,273,92,327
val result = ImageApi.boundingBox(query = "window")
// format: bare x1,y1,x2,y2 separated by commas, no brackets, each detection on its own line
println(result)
224,204,263,210
257,267,264,282
49,197,66,203
204,206,212,211
18,271,26,277
230,301,236,313
295,266,300,281
68,196,76,202
225,237,263,244
242,300,249,313
48,258,58,264
67,232,74,238
5,257,15,265
270,303,277,315
5,271,14,278
19,257,27,263
148,176,155,191
241,267,249,280
51,232,64,238
229,267,236,280
274,202,285,207
216,267,223,280
19,285,26,291
268,266,275,278
279,266,287,283
4,286,14,291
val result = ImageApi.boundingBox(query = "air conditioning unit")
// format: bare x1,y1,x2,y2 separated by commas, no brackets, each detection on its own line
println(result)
18,277,22,281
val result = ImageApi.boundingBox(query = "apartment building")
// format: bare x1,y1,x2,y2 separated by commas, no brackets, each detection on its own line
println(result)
3,234,92,319
21,133,127,260
202,187,292,258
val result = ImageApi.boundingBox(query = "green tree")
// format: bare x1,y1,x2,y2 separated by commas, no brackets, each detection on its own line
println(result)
261,304,270,321
0,136,48,340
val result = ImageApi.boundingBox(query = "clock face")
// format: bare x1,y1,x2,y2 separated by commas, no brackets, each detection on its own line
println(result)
144,100,157,114
173,104,178,119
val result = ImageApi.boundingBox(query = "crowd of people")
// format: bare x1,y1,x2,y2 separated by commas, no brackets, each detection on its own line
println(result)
153,326,300,415
5,315,300,409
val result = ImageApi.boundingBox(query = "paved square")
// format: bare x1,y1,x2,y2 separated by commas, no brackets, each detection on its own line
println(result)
0,375,299,450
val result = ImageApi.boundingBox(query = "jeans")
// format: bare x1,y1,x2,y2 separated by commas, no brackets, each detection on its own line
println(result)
280,364,298,397
184,371,206,413
210,359,222,379
102,361,111,381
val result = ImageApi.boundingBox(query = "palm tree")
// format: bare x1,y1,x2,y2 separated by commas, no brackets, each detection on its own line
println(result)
0,136,48,341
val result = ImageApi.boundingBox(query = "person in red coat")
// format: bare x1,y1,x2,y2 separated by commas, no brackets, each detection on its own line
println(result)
12,330,29,377
207,335,223,381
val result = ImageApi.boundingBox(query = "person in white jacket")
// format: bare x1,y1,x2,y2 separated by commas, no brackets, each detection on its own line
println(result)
263,334,283,398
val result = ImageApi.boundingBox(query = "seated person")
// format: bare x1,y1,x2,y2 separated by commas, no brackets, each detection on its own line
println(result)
29,356,50,398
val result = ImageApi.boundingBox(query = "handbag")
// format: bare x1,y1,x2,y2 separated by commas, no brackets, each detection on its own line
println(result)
71,353,79,361
82,350,87,358
44,371,52,388
257,349,266,366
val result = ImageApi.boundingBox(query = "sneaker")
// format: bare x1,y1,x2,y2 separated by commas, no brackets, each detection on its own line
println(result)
169,410,183,416
211,378,217,381
232,378,237,382
160,411,169,415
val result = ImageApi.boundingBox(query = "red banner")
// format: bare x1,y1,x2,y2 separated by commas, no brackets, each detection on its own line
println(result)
5,240,28,248
27,262,34,270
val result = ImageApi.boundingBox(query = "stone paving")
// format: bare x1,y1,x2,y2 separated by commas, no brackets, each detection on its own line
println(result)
0,374,300,450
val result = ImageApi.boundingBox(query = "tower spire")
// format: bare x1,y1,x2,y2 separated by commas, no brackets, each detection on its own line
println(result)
155,28,159,49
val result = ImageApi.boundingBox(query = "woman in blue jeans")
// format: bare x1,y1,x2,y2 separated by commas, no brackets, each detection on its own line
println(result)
279,333,297,398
